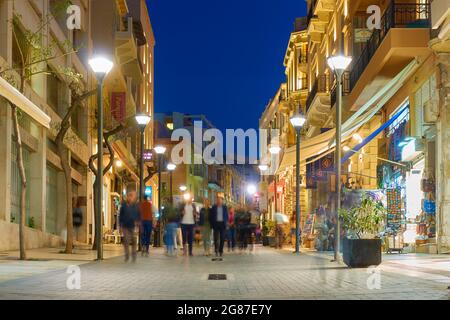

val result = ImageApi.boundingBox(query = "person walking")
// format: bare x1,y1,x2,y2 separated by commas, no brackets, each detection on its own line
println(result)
139,195,154,257
180,196,197,256
119,190,141,262
236,207,250,252
72,197,83,248
226,207,236,252
199,198,212,256
210,194,228,257
274,212,288,249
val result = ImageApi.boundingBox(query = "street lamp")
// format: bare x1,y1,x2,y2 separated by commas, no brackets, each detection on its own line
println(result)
135,113,151,202
167,163,176,204
258,164,269,172
327,54,352,262
154,145,166,247
89,55,113,261
179,185,187,192
290,111,306,254
247,184,257,196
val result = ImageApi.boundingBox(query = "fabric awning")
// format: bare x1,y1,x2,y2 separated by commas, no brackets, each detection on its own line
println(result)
328,58,420,147
0,76,51,128
275,58,420,175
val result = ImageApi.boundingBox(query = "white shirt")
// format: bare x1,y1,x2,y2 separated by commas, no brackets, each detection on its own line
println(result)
217,206,223,222
181,204,195,225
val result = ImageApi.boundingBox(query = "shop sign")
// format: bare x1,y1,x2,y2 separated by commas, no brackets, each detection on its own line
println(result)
354,28,373,43
111,92,126,124
143,149,153,162
144,186,152,198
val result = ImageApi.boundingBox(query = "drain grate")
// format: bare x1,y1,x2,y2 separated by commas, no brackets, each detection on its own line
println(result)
208,274,227,280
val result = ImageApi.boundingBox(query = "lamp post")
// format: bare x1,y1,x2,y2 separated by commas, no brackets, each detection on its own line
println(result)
135,114,151,202
154,145,166,247
88,56,113,261
290,111,306,254
258,164,269,226
327,54,352,262
167,163,176,205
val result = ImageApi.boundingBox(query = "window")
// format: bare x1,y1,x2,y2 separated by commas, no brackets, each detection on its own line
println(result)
11,143,31,224
12,21,27,71
47,68,66,114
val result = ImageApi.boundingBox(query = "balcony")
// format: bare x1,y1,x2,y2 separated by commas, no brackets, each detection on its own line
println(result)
307,0,335,42
115,17,143,83
330,72,350,108
347,1,431,111
305,74,331,128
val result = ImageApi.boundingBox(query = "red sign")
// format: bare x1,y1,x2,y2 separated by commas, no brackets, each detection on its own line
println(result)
111,92,126,124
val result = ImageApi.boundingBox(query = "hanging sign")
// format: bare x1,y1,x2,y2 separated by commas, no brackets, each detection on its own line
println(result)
111,92,126,124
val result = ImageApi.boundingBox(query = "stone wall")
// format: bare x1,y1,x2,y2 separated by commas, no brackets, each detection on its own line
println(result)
0,220,64,252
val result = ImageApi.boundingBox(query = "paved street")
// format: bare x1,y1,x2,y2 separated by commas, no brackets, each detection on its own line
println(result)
0,246,449,300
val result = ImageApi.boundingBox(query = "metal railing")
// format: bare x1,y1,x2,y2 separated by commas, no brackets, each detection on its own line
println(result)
349,1,431,91
307,0,318,24
330,72,350,107
306,74,330,112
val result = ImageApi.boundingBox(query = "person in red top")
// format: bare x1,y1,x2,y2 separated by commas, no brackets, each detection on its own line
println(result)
227,207,236,251
139,195,154,257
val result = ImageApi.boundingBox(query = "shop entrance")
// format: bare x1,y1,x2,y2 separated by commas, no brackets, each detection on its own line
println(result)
404,159,425,244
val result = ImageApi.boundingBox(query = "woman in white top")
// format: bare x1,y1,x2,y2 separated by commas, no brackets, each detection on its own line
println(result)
180,198,198,256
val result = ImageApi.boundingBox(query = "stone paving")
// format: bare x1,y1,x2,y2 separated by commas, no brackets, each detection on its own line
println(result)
0,246,448,300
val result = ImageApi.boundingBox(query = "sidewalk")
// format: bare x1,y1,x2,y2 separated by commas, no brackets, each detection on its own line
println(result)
281,246,450,286
0,244,124,284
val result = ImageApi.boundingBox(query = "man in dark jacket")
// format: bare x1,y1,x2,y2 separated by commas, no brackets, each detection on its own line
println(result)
209,194,228,257
119,190,141,262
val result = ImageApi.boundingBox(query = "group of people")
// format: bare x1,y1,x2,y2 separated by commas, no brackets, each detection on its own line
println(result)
162,194,261,258
117,189,261,262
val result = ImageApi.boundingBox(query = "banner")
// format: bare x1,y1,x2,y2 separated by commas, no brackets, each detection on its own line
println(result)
111,92,126,124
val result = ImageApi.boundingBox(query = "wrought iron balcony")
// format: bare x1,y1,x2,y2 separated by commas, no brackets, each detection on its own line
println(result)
330,72,350,107
349,1,431,91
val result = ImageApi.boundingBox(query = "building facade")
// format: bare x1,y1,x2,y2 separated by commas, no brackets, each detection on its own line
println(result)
0,0,155,250
259,0,450,253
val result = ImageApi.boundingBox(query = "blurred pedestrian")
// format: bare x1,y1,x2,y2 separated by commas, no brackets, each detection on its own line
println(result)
236,207,250,252
248,207,260,252
139,195,154,257
119,190,141,262
199,198,212,256
164,214,178,257
72,197,83,248
180,196,198,256
274,212,288,249
210,194,228,257
226,206,236,252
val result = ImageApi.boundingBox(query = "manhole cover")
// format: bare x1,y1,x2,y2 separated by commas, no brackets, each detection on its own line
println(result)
208,274,227,280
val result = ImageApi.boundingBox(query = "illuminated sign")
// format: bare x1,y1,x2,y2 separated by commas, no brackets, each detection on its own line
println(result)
144,186,152,198
143,149,153,162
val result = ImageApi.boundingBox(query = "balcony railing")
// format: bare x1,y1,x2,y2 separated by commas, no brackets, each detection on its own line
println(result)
307,0,318,24
306,74,330,112
349,1,431,91
330,72,350,107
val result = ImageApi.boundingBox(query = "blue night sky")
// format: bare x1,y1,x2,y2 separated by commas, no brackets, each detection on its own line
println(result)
146,0,307,133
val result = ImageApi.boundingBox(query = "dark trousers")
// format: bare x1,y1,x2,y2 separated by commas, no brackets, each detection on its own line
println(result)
238,227,249,249
213,223,226,255
181,224,194,254
141,220,153,252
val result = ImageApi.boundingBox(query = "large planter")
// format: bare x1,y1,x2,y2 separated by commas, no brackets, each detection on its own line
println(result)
342,238,382,268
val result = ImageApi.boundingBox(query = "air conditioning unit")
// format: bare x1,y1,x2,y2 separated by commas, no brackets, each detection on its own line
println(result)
423,99,438,124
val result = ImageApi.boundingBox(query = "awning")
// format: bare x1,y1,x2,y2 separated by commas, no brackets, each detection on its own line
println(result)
275,58,420,175
341,104,409,163
328,58,420,147
0,76,51,128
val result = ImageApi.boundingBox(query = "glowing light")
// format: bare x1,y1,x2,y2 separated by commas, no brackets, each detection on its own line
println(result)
88,56,113,74
154,145,166,154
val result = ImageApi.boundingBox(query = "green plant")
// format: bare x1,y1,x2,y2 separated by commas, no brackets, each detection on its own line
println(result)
262,220,276,237
339,194,386,239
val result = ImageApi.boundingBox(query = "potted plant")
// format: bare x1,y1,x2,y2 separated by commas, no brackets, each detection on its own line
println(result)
262,220,276,246
339,194,386,268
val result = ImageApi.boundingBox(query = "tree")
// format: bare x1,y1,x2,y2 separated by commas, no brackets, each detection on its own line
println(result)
0,1,85,258
88,123,130,250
